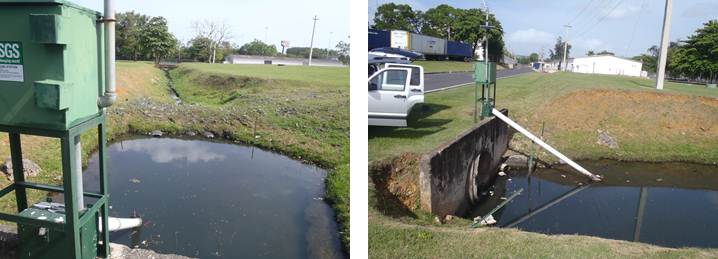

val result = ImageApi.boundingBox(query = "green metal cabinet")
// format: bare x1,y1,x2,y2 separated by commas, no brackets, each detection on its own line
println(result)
0,1,110,258
0,0,104,130
474,62,496,84
18,208,98,259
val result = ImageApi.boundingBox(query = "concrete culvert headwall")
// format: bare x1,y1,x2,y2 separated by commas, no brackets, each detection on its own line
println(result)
419,109,510,217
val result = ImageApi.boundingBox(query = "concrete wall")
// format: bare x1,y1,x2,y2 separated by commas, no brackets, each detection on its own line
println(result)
418,110,510,217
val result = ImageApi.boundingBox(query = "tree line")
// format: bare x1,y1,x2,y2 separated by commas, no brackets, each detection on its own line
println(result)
632,20,718,83
371,3,505,60
115,12,349,64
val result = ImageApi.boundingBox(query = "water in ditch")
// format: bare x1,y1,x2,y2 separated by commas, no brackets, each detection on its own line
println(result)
468,160,718,249
63,137,343,258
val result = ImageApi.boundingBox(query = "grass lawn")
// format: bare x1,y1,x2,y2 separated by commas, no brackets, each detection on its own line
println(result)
369,211,718,258
369,72,718,163
0,61,350,251
413,60,507,73
369,71,718,257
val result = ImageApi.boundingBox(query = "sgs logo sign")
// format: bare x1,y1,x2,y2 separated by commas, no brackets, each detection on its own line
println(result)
0,42,23,64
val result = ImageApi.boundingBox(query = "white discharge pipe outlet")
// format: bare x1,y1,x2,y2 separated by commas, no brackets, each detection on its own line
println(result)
98,0,116,108
492,109,602,181
99,217,143,232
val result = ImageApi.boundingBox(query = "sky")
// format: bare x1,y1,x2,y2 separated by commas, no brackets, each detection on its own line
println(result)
369,0,718,58
72,0,350,49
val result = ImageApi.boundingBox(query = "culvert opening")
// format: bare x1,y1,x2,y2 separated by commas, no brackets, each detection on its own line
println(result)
467,151,494,205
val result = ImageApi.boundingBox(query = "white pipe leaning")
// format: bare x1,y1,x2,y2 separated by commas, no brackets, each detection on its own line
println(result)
492,109,602,181
98,0,116,108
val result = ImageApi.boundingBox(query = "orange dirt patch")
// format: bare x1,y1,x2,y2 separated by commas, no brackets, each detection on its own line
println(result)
370,153,422,217
536,89,718,138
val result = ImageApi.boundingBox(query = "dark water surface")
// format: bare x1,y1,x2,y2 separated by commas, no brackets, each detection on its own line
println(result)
469,160,718,248
74,137,343,258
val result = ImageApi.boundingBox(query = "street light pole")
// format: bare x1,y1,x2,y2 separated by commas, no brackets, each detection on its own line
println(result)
562,25,572,72
327,32,333,59
308,15,319,66
656,0,673,90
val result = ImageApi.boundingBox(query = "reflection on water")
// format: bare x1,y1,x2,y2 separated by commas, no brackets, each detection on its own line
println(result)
119,140,227,163
469,160,718,248
76,137,343,258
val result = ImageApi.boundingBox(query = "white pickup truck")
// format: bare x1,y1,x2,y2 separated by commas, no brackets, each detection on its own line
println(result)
368,49,425,127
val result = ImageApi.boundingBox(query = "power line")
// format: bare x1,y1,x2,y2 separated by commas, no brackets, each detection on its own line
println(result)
624,0,648,56
574,0,627,38
568,0,596,26
570,0,614,31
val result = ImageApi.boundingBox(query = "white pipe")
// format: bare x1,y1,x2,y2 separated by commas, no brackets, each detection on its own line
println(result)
98,0,116,108
99,217,143,232
74,136,85,211
492,109,602,181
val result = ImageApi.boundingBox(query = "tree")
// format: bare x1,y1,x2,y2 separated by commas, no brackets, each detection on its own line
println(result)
452,8,504,61
529,53,539,62
587,50,595,56
420,4,458,39
140,17,177,63
192,20,232,64
116,12,177,62
285,47,337,59
116,12,149,60
668,20,718,83
597,50,615,56
237,40,278,56
336,40,350,65
550,37,571,69
372,3,422,33
186,37,212,62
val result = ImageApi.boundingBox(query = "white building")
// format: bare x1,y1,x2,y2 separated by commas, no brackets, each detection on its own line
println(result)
568,55,643,77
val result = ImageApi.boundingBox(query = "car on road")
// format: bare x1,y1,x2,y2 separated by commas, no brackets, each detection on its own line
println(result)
368,62,425,127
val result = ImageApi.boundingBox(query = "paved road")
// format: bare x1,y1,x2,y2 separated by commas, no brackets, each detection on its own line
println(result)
425,66,534,92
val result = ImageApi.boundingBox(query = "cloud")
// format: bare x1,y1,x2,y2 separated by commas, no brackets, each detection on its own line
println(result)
682,2,718,18
605,4,640,19
508,29,555,45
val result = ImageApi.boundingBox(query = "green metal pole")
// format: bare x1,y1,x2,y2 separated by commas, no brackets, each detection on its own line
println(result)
474,81,478,123
98,122,110,257
8,133,28,211
61,133,82,258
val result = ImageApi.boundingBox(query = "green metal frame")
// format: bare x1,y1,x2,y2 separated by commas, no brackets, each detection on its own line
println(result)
476,81,497,121
0,113,109,258
474,62,498,122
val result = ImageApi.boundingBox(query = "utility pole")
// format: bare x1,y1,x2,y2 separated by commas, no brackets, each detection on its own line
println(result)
308,15,318,66
656,0,673,90
264,26,268,43
484,8,490,63
327,32,333,59
562,24,572,72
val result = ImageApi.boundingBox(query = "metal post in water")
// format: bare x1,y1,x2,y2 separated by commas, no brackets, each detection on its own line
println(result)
633,187,648,242
492,109,601,181
505,184,589,228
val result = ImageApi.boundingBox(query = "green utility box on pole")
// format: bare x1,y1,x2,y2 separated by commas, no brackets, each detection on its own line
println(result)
0,0,112,258
474,62,496,84
473,62,497,120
